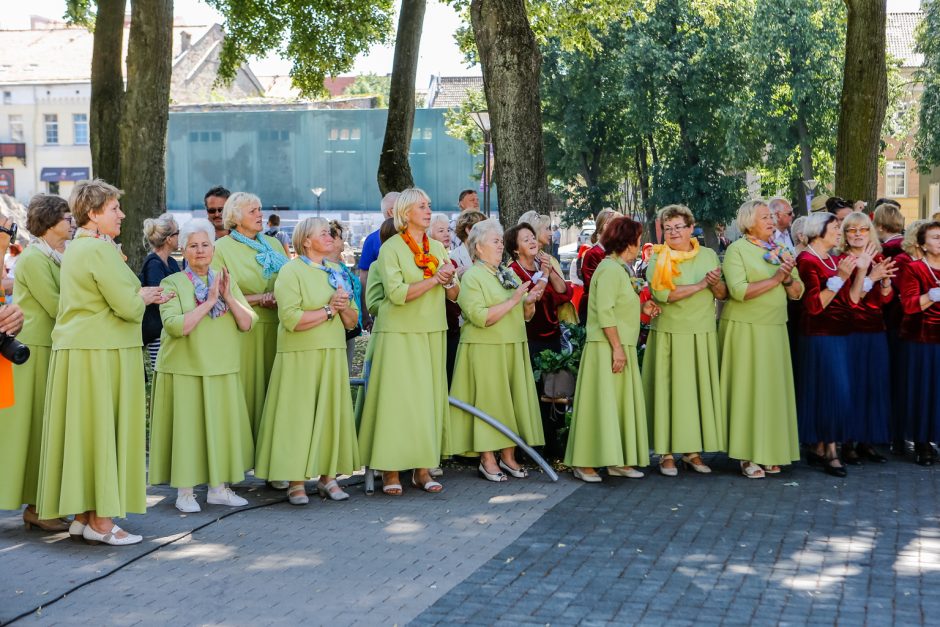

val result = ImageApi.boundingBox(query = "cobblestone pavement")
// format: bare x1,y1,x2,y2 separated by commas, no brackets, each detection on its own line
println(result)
3,457,938,626
414,456,940,626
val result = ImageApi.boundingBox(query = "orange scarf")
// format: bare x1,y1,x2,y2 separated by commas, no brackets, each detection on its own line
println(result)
650,239,700,292
400,230,439,278
0,293,13,408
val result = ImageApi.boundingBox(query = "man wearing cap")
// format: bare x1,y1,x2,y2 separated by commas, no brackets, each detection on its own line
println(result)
769,197,795,252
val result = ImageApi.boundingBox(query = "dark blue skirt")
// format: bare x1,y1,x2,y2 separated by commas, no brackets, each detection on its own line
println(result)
903,341,940,442
797,334,854,443
846,332,891,443
886,329,906,442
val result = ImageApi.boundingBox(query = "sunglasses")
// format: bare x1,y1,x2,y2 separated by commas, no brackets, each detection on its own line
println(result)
845,227,870,235
206,208,223,215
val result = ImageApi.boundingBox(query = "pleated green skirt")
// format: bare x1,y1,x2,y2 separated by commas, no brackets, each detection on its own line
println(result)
148,372,254,488
0,344,50,510
240,319,278,440
642,330,725,455
564,341,650,468
36,348,147,519
447,341,544,455
358,331,447,471
718,319,800,466
255,349,360,480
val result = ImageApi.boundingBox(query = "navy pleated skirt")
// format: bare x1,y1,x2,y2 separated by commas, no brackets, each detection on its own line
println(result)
797,334,853,443
846,332,891,443
886,329,906,442
903,341,940,442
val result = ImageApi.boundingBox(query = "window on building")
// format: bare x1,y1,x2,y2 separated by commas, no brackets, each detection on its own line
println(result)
44,114,58,145
885,161,907,197
188,130,221,143
48,181,59,195
328,127,359,141
2,91,11,105
259,129,290,141
9,115,24,142
73,113,89,145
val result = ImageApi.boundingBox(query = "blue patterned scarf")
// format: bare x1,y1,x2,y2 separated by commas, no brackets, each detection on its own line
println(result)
230,230,288,279
185,269,228,319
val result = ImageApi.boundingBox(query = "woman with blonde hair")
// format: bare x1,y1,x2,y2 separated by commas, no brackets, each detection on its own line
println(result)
643,205,727,476
255,218,361,504
720,200,803,479
140,213,180,367
37,179,172,545
358,188,459,495
211,192,288,444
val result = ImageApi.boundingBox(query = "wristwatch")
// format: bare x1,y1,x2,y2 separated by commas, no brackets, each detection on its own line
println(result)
323,305,334,321
0,222,17,240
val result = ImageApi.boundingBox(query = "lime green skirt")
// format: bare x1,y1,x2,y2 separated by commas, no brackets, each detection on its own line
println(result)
255,349,360,480
718,319,800,466
240,319,278,440
564,341,650,468
36,348,147,519
642,330,725,455
0,344,51,510
447,341,544,455
358,331,447,471
148,371,254,488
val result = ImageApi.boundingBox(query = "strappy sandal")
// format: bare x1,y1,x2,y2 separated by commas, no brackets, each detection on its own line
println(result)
287,483,309,506
381,472,402,496
681,454,712,474
411,471,443,493
761,464,781,474
740,461,765,479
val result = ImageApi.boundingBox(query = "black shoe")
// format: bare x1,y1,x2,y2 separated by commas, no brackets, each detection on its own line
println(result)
858,444,887,464
825,461,848,478
842,447,863,466
890,440,908,456
806,451,826,467
914,443,935,466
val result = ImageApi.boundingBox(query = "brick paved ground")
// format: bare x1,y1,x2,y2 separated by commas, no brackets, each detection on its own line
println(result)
2,457,938,626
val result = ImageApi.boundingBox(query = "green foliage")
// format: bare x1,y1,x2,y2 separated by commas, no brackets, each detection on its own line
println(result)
443,88,488,181
915,0,940,171
532,322,585,379
205,0,394,97
64,0,95,28
344,72,392,107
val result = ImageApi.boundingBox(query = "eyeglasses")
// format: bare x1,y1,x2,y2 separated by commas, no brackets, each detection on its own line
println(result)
169,231,179,237
206,208,223,215
663,225,690,234
780,211,794,217
845,227,870,235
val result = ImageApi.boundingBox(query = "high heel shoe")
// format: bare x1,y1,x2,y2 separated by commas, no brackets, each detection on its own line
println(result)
824,459,847,478
658,455,678,477
498,459,528,478
316,479,350,501
478,464,508,482
681,455,712,474
572,467,602,483
287,484,309,505
22,508,70,533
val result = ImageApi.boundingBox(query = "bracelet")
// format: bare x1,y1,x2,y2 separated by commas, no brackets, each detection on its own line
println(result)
782,278,793,287
443,279,457,290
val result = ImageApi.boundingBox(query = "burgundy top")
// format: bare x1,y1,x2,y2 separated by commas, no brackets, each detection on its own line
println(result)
895,254,921,340
899,258,940,344
445,259,461,332
510,260,573,342
796,250,856,336
881,235,905,331
581,244,606,294
882,235,904,258
847,253,892,333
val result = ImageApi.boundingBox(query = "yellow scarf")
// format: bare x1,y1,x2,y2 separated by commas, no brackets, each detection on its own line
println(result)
650,239,700,292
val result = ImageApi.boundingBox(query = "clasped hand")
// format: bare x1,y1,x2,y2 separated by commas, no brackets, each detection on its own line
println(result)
435,264,456,286
139,286,174,305
329,288,350,312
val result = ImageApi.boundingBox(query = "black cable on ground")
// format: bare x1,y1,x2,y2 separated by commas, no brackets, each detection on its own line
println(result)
3,477,366,626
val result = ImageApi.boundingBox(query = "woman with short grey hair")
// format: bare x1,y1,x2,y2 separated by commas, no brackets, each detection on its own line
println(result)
140,213,180,367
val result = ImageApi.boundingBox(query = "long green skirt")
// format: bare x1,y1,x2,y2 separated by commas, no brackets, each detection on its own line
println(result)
718,319,800,466
255,349,360,480
358,331,447,471
564,341,650,468
642,330,725,455
0,344,50,509
36,348,147,519
241,319,278,440
148,371,253,488
447,341,544,455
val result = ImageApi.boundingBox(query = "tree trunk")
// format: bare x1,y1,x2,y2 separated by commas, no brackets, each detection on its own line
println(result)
377,0,425,195
89,0,126,185
471,0,549,227
835,0,887,203
795,109,815,215
119,0,174,270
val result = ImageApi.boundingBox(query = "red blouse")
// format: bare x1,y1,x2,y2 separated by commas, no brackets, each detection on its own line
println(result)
796,250,856,336
881,236,905,332
580,244,606,294
847,253,892,333
510,260,573,342
895,254,921,341
899,258,940,344
882,235,904,259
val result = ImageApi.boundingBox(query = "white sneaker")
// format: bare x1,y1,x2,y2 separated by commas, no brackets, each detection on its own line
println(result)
175,493,201,513
207,487,248,507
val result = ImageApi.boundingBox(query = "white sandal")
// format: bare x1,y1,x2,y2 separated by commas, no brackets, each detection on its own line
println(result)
740,461,765,479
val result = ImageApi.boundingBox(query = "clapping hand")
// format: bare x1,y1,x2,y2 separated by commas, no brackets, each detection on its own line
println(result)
514,281,532,304
329,287,350,312
869,257,897,283
525,281,545,304
777,258,796,283
837,255,857,280
217,268,233,302
436,264,456,286
855,243,879,272
207,272,221,306
537,253,552,276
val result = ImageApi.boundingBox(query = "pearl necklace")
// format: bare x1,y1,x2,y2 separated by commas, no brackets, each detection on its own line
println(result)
808,244,837,272
924,258,940,286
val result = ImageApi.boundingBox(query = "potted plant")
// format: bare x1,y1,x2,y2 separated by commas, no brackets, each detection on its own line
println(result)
532,323,585,399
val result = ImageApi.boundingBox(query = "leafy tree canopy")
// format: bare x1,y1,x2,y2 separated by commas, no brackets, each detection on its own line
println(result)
914,0,940,171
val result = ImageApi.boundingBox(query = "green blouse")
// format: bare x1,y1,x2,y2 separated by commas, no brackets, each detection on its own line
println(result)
52,236,144,350
211,234,284,324
720,238,800,325
646,246,720,334
585,257,640,347
12,245,60,347
374,234,450,334
274,258,358,352
457,263,527,345
155,272,256,376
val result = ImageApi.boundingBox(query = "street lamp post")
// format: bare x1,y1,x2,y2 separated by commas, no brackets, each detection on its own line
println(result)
802,179,817,215
311,187,326,217
469,111,492,217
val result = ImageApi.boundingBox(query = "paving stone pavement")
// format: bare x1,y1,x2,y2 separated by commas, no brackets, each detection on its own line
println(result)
0,468,577,626
413,457,940,626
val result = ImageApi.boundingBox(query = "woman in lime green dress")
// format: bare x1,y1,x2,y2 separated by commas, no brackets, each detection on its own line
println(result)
643,205,727,476
255,218,361,505
565,217,661,482
358,189,459,495
37,179,173,546
719,200,804,479
0,195,70,532
447,218,544,482
148,219,257,513
211,191,288,442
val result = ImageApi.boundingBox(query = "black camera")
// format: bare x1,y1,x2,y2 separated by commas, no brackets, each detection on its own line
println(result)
0,333,29,364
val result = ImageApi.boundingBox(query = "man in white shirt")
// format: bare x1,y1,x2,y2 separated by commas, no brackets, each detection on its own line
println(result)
769,197,795,252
